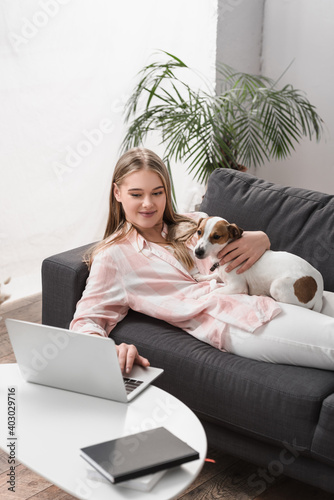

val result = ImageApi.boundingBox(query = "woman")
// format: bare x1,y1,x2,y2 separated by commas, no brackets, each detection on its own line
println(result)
70,148,334,373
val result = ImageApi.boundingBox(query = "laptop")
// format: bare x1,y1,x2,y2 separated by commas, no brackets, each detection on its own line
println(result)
5,319,163,403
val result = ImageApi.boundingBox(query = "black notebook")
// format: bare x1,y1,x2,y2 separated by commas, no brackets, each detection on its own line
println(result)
80,427,200,484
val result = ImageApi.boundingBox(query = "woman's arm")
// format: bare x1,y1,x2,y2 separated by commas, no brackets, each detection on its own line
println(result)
70,249,129,336
70,249,149,372
217,231,271,274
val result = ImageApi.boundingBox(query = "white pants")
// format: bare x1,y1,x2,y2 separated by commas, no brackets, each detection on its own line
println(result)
225,291,334,370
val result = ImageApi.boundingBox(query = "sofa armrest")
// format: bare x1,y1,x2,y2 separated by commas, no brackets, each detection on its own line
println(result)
41,243,94,329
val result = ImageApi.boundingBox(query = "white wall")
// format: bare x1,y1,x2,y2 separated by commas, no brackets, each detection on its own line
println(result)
216,0,265,75
254,0,334,193
0,0,217,302
216,0,334,195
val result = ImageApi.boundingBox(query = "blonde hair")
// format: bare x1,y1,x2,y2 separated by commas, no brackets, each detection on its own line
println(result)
87,148,197,269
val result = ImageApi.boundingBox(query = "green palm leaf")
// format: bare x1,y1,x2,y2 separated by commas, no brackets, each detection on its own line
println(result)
122,50,324,184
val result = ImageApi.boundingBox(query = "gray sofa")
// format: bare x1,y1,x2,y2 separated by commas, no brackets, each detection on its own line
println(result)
42,169,334,494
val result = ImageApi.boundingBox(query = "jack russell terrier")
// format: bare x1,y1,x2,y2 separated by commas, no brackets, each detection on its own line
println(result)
192,216,324,312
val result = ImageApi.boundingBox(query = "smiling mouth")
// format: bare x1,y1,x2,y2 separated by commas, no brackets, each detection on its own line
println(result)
139,211,156,217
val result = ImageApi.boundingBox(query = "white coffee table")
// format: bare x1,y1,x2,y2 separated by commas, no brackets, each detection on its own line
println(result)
0,363,207,499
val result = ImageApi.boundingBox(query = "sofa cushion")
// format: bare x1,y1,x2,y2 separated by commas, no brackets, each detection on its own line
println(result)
110,310,334,461
311,393,334,465
200,169,334,292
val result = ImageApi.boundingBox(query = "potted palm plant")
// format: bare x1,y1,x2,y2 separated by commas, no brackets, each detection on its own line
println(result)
122,51,323,185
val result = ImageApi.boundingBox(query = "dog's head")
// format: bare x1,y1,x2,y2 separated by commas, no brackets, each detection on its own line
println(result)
193,216,243,260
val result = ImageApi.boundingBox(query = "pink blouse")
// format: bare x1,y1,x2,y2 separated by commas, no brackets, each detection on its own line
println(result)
70,213,281,350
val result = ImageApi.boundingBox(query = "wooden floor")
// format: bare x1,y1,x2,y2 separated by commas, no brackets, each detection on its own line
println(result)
1,294,334,500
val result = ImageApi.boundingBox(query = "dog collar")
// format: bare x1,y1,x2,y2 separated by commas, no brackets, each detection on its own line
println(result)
210,262,220,272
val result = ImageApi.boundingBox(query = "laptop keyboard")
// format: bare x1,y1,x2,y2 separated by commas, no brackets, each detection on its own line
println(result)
123,377,144,395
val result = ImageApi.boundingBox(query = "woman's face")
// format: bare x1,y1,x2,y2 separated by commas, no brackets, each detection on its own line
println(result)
113,169,167,234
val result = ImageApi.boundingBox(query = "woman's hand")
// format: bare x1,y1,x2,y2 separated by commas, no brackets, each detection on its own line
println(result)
116,343,150,374
217,231,270,274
